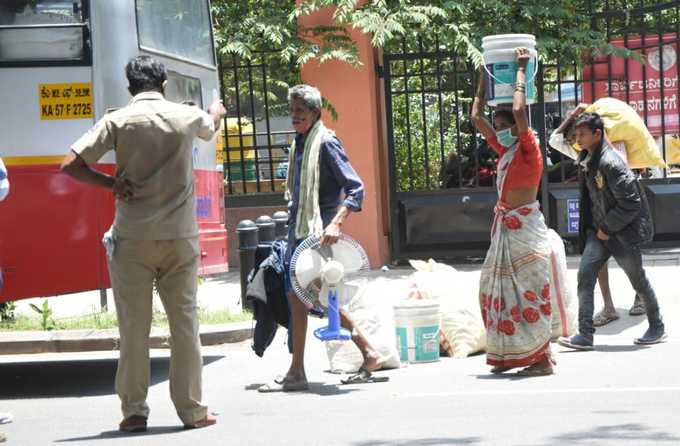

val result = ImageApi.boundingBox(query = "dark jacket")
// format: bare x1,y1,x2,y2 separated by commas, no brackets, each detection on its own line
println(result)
578,139,653,250
247,240,292,357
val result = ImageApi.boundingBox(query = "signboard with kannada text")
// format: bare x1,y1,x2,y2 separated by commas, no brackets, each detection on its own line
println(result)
567,199,580,234
39,83,93,120
583,33,678,136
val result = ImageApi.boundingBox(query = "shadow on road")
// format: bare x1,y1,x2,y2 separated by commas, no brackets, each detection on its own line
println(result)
595,311,647,335
353,437,482,445
0,355,225,399
593,344,650,352
55,426,185,443
542,423,680,444
556,344,649,354
245,381,360,396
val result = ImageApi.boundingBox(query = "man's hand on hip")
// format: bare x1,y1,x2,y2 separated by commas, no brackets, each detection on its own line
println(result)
113,177,134,201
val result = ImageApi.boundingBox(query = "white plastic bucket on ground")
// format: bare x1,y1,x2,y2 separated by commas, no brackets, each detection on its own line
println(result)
482,34,538,106
394,302,440,363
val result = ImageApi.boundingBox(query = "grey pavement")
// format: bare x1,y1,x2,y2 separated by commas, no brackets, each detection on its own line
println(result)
1,252,679,445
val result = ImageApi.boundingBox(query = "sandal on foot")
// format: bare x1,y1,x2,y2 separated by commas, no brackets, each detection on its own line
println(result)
491,366,513,374
340,369,389,385
119,415,147,433
593,310,619,327
516,364,554,377
257,377,309,393
629,300,646,316
183,414,217,430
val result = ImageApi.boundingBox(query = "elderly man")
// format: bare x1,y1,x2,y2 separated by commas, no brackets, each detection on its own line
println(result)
258,84,382,392
61,55,225,431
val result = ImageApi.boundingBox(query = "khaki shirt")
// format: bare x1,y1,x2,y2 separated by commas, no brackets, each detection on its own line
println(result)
71,91,216,240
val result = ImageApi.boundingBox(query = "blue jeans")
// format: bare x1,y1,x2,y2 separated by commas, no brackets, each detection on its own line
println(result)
577,229,663,339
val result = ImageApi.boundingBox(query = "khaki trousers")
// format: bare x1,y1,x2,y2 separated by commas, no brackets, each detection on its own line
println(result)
108,237,206,425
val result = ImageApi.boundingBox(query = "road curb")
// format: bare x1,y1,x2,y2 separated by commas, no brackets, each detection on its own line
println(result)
0,322,253,355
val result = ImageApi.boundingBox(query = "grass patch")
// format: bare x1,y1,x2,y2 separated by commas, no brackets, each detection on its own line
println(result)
0,308,251,332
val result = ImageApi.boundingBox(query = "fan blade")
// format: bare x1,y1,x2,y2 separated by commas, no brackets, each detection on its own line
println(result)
294,247,326,289
331,239,368,273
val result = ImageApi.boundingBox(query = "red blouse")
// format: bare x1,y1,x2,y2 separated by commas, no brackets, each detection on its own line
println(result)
487,130,543,202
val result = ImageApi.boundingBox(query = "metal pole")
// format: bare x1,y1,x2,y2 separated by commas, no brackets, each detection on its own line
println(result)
99,288,107,312
272,211,289,240
236,220,258,308
255,215,276,244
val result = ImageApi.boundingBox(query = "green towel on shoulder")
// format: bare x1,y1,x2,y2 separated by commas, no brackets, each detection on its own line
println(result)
285,120,333,239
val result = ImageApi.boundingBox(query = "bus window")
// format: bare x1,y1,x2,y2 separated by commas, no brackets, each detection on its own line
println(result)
166,71,203,108
135,0,215,68
0,0,87,64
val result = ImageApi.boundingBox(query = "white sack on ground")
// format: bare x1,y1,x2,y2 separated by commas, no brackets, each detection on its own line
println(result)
325,276,401,373
409,259,486,358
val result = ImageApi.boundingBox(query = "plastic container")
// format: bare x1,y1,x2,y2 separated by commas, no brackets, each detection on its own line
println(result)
216,118,255,164
226,160,256,181
482,34,538,106
394,302,440,363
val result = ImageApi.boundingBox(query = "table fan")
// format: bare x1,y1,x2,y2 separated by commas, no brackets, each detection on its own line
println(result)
289,233,370,341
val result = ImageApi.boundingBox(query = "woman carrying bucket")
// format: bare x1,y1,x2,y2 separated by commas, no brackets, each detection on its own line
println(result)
471,43,565,376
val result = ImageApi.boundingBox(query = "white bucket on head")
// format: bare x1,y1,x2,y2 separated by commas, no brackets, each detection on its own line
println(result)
394,301,440,363
482,34,538,106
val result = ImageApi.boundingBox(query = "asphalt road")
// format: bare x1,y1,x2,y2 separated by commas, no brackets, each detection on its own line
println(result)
1,263,679,445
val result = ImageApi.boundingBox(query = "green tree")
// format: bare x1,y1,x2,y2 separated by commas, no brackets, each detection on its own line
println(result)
212,0,670,193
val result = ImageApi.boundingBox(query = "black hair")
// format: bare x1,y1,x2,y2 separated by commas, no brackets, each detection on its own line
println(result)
125,56,167,96
493,108,516,126
563,120,576,142
574,112,604,135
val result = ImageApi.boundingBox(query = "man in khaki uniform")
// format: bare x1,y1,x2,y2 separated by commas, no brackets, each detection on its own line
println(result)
61,55,226,432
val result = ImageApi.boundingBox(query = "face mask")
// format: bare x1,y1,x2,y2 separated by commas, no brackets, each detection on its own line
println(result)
496,128,517,148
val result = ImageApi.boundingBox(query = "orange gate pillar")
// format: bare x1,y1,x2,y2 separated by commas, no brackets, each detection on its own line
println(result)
297,5,390,267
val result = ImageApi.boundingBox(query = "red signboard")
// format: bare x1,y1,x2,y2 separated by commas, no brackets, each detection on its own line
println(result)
583,33,679,136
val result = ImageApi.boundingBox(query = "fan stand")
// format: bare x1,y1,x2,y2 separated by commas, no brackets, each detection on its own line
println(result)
313,289,351,341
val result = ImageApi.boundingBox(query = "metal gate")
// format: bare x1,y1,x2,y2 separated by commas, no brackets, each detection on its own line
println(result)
383,2,680,262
